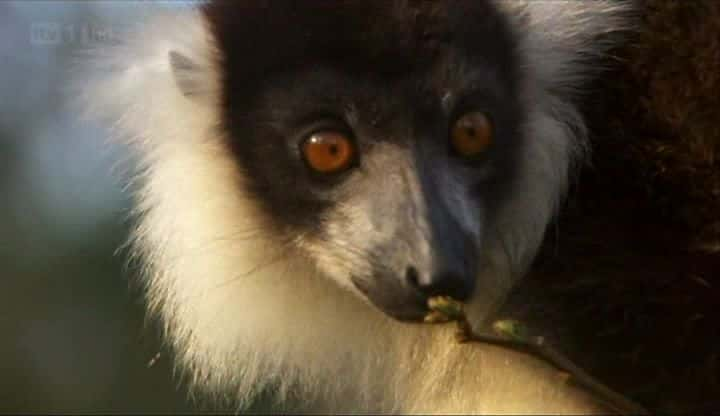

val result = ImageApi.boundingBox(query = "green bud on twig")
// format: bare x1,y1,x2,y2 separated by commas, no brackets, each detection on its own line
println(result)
424,310,453,324
427,296,466,321
492,319,532,342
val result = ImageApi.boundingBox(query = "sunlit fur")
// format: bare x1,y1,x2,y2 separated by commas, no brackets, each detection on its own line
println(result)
80,1,634,413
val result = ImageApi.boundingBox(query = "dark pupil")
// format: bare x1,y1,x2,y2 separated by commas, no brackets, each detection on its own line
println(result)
328,144,339,155
465,127,476,138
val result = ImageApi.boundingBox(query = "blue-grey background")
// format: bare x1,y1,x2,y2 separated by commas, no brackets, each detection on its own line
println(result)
0,2,197,412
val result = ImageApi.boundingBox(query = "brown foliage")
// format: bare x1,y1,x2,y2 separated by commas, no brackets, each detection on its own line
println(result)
504,1,720,412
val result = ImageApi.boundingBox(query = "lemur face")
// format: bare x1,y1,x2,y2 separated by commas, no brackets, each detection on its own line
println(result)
203,0,524,321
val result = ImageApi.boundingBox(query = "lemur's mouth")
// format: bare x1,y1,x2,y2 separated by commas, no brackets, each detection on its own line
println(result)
351,275,430,322
351,267,475,323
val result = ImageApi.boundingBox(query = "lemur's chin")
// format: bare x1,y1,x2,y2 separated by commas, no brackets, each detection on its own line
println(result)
375,305,430,323
350,275,426,322
370,296,431,323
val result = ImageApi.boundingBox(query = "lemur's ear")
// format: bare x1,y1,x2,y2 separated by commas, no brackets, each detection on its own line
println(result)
169,50,208,101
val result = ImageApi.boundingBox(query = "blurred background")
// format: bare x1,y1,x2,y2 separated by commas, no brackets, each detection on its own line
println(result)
0,2,195,412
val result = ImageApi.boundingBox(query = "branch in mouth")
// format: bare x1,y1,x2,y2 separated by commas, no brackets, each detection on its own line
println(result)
425,296,649,415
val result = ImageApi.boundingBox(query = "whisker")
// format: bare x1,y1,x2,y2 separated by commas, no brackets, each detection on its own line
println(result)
156,226,271,264
173,235,297,303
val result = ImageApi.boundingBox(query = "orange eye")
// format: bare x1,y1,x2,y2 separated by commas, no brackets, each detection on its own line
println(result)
301,131,356,174
450,112,493,158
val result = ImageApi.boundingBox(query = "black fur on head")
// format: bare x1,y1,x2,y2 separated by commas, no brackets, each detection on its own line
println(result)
201,0,526,320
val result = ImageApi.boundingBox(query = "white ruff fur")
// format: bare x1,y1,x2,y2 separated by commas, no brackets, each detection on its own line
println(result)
79,1,633,413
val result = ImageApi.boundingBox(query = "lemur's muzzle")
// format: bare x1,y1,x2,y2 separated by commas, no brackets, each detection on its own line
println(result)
351,206,478,322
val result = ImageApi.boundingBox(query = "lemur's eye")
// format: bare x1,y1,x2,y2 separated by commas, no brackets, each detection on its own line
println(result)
301,131,356,174
450,112,493,159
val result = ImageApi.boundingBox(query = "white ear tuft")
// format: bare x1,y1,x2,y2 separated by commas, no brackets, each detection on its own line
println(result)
169,49,212,101
71,4,219,155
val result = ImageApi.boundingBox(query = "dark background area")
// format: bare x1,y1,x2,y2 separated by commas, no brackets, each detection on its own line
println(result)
502,1,720,412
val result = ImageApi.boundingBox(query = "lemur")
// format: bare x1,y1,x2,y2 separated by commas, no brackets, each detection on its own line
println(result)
81,1,635,413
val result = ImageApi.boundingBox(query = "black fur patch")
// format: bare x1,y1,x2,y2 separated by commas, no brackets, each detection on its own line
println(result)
203,0,524,233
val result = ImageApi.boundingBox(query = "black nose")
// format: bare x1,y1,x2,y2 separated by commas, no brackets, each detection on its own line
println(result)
405,266,474,301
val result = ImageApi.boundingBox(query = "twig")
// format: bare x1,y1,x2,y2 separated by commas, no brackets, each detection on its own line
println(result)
427,296,649,415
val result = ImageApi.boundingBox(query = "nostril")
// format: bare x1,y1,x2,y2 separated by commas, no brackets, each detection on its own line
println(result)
405,266,420,288
413,271,473,301
405,267,474,301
